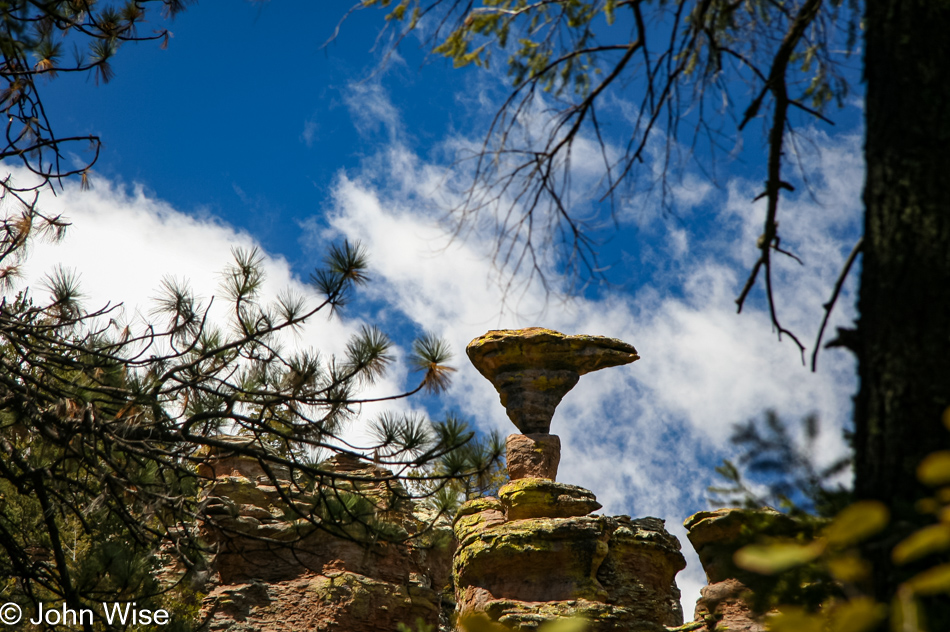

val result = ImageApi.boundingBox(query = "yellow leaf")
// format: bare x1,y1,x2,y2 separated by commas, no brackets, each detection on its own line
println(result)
765,607,824,632
892,524,950,565
538,617,588,632
828,597,887,632
942,405,950,432
917,451,950,487
827,554,872,582
890,588,923,632
823,501,890,547
734,540,825,575
903,563,950,595
915,497,939,515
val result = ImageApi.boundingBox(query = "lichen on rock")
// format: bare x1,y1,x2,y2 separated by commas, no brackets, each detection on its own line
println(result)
499,478,602,520
453,482,685,631
683,507,817,632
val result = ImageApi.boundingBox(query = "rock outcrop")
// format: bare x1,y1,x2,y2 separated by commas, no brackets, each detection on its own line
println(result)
683,508,811,632
193,329,803,632
197,438,454,632
453,481,686,631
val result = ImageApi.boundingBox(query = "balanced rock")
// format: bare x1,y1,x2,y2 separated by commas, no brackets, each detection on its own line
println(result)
506,433,561,480
466,327,639,434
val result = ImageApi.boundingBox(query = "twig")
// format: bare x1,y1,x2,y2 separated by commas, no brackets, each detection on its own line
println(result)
735,0,822,365
811,237,863,371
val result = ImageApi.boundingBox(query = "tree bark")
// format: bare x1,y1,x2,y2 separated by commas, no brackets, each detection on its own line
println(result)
858,0,950,624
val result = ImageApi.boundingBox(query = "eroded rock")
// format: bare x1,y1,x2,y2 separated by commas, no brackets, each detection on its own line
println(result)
466,328,639,434
198,443,455,632
505,433,561,480
455,514,612,604
499,478,601,520
453,486,685,631
597,517,686,628
684,507,801,585
683,507,815,632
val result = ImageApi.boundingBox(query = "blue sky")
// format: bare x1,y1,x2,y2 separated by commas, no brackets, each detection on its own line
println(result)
13,0,866,614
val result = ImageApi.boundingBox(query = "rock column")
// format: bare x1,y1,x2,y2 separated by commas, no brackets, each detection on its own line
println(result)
457,328,685,631
505,433,561,481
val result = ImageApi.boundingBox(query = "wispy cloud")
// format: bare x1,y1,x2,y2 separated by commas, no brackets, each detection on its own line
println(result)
301,117,319,148
3,90,863,618
311,86,864,615
343,81,403,144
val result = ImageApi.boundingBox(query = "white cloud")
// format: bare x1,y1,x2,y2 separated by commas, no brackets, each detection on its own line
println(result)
301,117,319,147
312,102,864,616
343,81,403,144
3,167,421,452
1,99,864,619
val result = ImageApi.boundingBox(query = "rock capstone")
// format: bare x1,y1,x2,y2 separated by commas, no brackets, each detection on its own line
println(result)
466,328,639,434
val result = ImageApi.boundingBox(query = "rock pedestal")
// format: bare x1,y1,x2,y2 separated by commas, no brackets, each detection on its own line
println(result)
453,480,685,631
506,433,561,480
454,328,683,631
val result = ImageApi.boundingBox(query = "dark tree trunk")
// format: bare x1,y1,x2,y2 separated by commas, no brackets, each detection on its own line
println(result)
858,0,950,624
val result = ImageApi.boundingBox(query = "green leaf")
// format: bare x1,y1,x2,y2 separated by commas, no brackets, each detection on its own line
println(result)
893,524,950,565
733,540,825,575
410,333,456,393
822,500,889,547
918,451,950,487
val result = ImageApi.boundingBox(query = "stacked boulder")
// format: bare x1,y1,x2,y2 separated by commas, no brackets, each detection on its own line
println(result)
454,329,686,631
453,483,686,631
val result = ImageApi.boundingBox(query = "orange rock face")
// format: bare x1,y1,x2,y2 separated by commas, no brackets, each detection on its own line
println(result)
505,433,561,480
197,448,455,632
